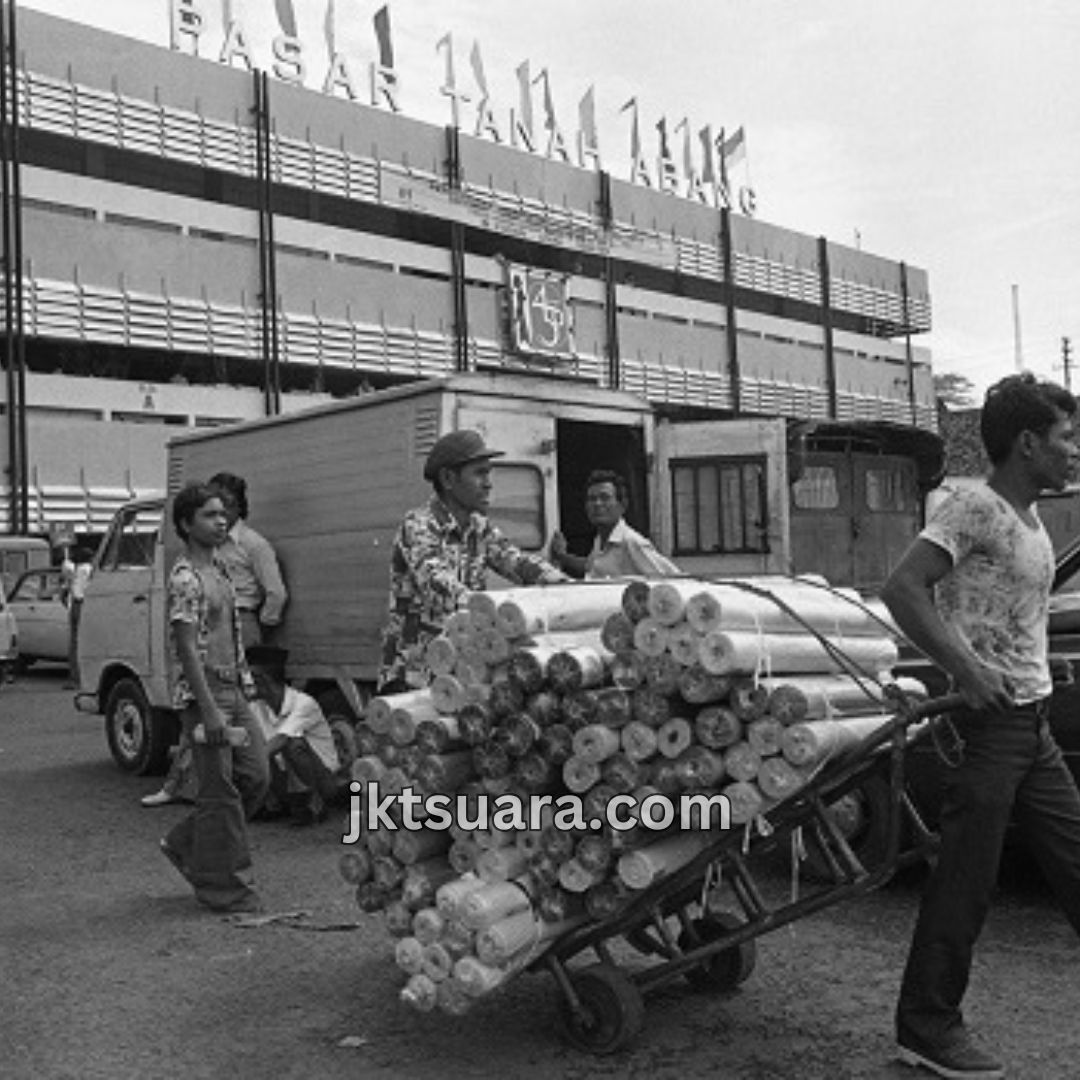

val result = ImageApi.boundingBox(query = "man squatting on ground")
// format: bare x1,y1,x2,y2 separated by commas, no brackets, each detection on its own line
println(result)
377,429,566,693
549,468,679,579
882,374,1080,1080
247,643,341,826
160,482,269,914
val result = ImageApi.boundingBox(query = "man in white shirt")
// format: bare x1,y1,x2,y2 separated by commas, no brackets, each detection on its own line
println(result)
550,469,679,579
65,546,94,689
209,473,288,648
246,644,340,826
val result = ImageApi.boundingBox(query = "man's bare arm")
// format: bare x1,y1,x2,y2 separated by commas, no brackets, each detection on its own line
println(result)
881,538,1013,713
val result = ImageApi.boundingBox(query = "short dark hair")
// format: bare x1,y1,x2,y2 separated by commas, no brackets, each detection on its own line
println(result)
980,374,1077,465
172,483,220,542
209,472,249,519
246,643,288,682
585,469,629,506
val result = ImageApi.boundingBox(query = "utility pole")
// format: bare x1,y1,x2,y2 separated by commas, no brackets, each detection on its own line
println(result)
1011,284,1024,371
1063,336,1073,393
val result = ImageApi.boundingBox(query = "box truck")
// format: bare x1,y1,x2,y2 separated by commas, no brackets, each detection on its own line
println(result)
75,371,940,774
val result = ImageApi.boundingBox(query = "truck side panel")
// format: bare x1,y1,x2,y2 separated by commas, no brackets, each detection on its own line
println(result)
170,391,440,682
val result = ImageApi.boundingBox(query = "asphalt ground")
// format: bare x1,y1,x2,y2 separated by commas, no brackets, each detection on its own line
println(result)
2,667,1079,1079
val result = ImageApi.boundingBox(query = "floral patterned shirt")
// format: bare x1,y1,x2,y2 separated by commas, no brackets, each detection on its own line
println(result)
377,495,561,690
922,484,1054,703
167,554,252,709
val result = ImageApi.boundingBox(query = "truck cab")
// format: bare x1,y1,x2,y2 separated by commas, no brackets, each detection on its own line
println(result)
75,498,176,773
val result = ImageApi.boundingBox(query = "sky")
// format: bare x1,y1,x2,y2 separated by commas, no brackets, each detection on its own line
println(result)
21,0,1080,402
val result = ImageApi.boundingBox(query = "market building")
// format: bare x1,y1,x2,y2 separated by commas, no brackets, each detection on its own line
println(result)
0,5,935,552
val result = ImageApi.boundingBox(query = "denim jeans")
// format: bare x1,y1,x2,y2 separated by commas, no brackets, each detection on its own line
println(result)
269,736,340,805
897,702,1080,1042
163,675,269,911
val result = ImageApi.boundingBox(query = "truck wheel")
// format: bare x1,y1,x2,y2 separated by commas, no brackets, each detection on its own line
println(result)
801,774,893,883
317,688,362,778
104,678,174,775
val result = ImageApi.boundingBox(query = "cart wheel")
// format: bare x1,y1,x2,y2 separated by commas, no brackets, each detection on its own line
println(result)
677,913,757,992
557,963,644,1054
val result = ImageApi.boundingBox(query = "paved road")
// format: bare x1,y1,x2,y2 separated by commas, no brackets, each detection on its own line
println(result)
2,670,1079,1079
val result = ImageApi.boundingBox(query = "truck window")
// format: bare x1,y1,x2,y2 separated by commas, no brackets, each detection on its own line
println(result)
12,573,43,601
98,505,162,571
865,466,916,512
490,463,545,550
671,457,768,555
792,466,840,510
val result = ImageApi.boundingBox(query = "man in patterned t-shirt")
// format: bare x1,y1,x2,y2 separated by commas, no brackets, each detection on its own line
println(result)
882,374,1080,1079
377,430,566,693
160,482,269,914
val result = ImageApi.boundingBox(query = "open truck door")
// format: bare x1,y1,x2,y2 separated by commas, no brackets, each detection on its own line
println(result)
454,385,654,574
653,417,790,580
787,422,944,592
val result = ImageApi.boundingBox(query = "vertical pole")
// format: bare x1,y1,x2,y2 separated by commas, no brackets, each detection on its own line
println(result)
0,0,16,533
719,208,741,413
818,235,837,420
253,71,272,416
262,72,280,413
598,170,619,389
900,261,918,426
1012,284,1023,372
10,0,25,531
0,0,25,534
444,125,468,372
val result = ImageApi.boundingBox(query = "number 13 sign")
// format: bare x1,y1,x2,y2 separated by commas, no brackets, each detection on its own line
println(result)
505,264,576,362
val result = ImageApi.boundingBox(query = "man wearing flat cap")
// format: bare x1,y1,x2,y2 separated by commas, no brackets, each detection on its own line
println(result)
377,429,565,692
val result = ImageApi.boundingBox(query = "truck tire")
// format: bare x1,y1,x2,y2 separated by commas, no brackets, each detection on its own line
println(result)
801,773,894,884
317,688,362,778
104,677,174,775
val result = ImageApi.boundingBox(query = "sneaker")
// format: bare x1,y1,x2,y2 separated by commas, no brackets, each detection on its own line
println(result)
897,1028,1004,1079
142,789,178,808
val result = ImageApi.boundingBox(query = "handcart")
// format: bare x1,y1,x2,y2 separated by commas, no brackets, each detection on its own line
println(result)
532,689,963,1054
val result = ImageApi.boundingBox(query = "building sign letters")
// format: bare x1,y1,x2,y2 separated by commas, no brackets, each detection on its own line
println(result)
169,0,756,214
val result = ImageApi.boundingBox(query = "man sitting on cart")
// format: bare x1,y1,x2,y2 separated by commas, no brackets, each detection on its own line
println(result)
881,373,1080,1080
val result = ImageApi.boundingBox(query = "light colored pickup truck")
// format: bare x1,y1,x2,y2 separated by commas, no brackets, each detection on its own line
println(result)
74,498,175,774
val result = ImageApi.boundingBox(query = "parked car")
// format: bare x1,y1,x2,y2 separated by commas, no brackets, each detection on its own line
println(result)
7,566,69,667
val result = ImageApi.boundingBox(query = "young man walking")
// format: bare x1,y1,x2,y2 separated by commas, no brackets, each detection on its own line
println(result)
882,374,1080,1079
160,482,269,913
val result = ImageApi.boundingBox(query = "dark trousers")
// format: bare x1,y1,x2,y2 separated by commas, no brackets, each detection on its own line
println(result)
67,598,82,681
163,677,269,911
269,737,339,805
897,703,1080,1042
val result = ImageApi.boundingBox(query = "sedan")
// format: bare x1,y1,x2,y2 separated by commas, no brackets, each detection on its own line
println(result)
7,567,70,665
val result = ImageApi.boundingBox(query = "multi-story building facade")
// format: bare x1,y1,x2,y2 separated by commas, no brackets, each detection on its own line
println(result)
0,7,935,560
